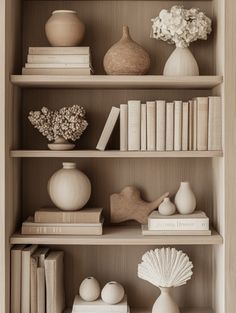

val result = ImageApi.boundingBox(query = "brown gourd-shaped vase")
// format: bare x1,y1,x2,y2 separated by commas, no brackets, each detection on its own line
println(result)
103,26,150,75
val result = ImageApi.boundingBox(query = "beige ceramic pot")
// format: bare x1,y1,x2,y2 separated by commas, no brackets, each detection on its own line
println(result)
45,10,85,47
104,25,150,75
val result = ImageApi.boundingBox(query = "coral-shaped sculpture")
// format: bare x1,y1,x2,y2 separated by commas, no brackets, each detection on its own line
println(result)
138,248,193,313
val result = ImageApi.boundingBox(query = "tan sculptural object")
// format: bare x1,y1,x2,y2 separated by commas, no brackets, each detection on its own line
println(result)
103,26,151,75
110,186,169,224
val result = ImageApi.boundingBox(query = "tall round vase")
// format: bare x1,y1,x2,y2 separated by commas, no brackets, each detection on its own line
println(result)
45,10,85,46
48,162,91,211
163,46,199,76
175,182,196,214
152,288,180,313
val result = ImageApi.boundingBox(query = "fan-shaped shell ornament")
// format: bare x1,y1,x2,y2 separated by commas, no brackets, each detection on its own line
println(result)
138,248,193,313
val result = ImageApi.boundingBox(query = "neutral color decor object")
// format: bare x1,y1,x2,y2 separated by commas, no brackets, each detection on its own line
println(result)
141,103,147,151
138,248,193,313
165,102,174,151
79,277,101,302
158,197,176,216
156,100,166,151
110,186,169,224
175,182,196,214
208,96,222,150
128,100,141,151
103,26,150,75
28,105,88,150
174,101,182,151
151,5,212,76
101,282,125,305
196,97,209,151
120,104,128,151
141,224,211,236
45,10,85,47
146,101,156,151
48,162,91,211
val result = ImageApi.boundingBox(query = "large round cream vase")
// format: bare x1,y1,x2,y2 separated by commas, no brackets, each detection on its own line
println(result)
48,162,91,211
45,10,85,47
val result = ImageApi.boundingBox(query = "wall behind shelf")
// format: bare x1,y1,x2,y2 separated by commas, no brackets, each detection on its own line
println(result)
22,0,214,75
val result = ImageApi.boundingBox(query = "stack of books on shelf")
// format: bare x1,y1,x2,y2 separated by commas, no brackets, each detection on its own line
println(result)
72,295,130,313
96,97,222,152
11,245,65,313
142,210,211,236
21,208,103,236
22,46,93,75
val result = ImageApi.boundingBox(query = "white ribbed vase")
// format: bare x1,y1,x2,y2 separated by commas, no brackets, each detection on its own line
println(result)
152,288,180,313
175,182,196,214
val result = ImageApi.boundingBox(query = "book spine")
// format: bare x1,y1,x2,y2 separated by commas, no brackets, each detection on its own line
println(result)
25,63,91,69
37,268,45,313
141,103,147,151
21,225,103,235
148,218,209,231
197,97,209,151
29,47,90,55
165,102,174,151
208,96,222,150
156,100,166,151
146,101,156,151
22,68,91,75
11,249,21,313
193,99,198,151
27,54,90,64
182,102,189,151
45,260,54,313
128,100,141,151
21,252,30,313
188,100,194,150
31,257,38,313
34,211,101,224
120,104,128,151
174,101,182,151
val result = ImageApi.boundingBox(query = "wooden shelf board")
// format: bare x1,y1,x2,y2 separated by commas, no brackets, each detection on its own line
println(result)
10,75,223,89
64,308,213,313
10,150,223,158
10,226,223,246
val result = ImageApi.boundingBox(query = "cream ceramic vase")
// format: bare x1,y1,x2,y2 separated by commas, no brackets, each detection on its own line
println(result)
158,197,176,216
45,10,85,46
101,282,125,304
48,136,75,151
175,182,196,214
48,162,91,211
79,277,100,302
152,288,180,313
163,46,199,76
103,26,150,75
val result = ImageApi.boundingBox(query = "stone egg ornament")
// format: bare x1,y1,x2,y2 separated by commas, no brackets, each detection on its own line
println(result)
101,281,125,304
79,277,101,301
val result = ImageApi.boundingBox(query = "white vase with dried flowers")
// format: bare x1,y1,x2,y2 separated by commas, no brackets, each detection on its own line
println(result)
28,105,88,150
151,6,212,76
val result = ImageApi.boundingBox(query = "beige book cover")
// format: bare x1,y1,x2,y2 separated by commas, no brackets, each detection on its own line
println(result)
142,225,211,236
22,67,91,75
29,46,90,55
120,104,128,151
37,267,46,313
31,248,44,313
208,96,222,150
146,101,156,151
141,103,147,151
193,99,198,150
128,100,141,151
182,101,189,151
188,100,194,150
27,54,90,64
166,102,174,151
156,100,166,151
196,97,209,151
174,101,182,151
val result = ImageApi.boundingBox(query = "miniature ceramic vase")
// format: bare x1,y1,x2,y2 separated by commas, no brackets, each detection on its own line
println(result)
158,197,176,216
164,47,199,76
45,10,85,46
48,136,75,151
175,182,196,214
79,277,100,302
103,26,150,75
101,282,125,304
48,162,91,211
152,287,180,313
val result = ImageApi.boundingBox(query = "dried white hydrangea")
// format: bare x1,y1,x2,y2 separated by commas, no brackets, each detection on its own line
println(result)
151,6,212,48
28,105,88,142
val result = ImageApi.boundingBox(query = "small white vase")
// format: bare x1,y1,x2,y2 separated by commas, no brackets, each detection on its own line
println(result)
158,197,176,216
152,287,180,313
163,46,199,76
48,137,75,151
101,282,125,304
79,277,101,302
175,182,196,215
48,162,91,211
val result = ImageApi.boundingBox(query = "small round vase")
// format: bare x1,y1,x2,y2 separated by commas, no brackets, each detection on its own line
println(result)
175,182,196,215
158,197,176,216
163,46,199,76
45,10,85,47
79,277,100,302
103,26,150,75
101,282,125,304
152,288,180,313
48,162,91,211
48,137,75,151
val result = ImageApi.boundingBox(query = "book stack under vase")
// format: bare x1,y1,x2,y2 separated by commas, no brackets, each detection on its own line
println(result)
96,97,222,152
72,295,130,313
22,47,93,75
21,208,103,236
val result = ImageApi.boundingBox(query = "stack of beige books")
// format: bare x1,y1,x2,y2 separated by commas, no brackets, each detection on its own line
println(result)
21,208,103,235
22,46,93,75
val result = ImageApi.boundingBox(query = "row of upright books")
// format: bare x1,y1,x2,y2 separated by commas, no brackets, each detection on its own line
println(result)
11,245,65,313
22,46,93,75
96,97,222,152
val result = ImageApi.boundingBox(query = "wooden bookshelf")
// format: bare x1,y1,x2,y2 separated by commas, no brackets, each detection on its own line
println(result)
64,307,213,313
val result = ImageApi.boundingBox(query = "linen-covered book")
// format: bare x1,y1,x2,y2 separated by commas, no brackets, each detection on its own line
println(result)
174,101,182,151
141,103,147,151
166,102,174,151
29,46,90,55
196,97,208,151
142,224,211,236
188,100,194,151
27,54,90,64
156,100,166,151
128,100,141,150
182,101,189,151
22,68,92,75
34,208,103,224
146,101,156,151
120,104,128,151
193,99,198,150
37,267,46,313
208,96,222,150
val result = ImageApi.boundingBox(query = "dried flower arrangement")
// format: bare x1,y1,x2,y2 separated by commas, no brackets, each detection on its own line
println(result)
151,6,212,48
28,105,88,146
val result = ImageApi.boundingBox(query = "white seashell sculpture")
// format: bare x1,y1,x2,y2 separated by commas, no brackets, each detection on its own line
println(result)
138,248,193,313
